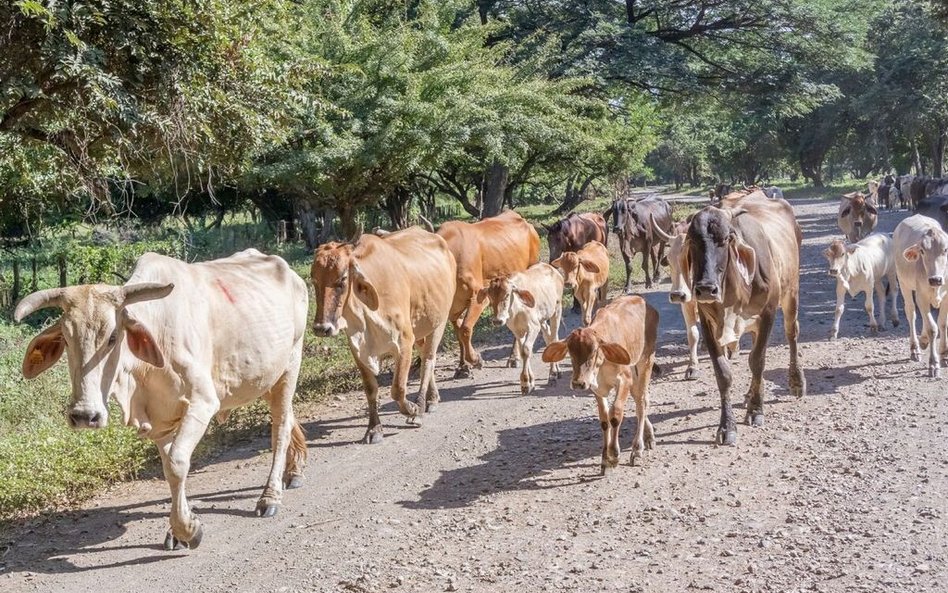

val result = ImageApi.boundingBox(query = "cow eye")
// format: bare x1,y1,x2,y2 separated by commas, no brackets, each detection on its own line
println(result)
107,332,117,347
335,275,348,289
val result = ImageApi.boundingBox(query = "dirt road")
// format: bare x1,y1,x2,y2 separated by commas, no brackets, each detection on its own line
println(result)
3,197,947,593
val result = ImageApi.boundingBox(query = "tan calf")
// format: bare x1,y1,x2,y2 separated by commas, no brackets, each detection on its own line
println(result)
542,295,659,473
552,240,609,325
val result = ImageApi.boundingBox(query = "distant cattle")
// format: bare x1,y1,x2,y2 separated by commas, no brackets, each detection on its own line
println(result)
914,194,948,231
437,211,540,377
893,215,948,377
867,180,880,205
546,212,608,261
896,174,914,209
542,295,659,472
837,191,878,243
312,227,456,442
478,263,564,394
709,183,732,203
687,190,805,445
910,176,948,209
552,241,610,326
16,250,309,549
877,183,894,211
763,186,784,200
609,195,673,291
823,234,899,340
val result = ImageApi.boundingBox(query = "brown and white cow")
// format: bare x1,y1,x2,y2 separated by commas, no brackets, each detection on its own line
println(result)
552,240,609,326
893,215,948,377
438,211,540,377
478,263,564,394
311,227,456,442
15,250,309,549
546,212,609,261
608,195,673,291
686,190,805,445
542,295,659,472
838,191,878,243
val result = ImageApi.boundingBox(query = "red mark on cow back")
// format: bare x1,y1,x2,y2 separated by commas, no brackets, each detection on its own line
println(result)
215,279,237,304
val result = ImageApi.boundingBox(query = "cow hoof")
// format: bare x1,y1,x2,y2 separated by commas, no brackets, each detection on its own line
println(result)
284,475,305,490
547,376,557,387
829,332,838,341
599,464,608,476
929,366,940,379
164,530,188,551
749,413,764,427
892,319,900,328
630,452,643,467
506,358,518,368
911,351,920,362
256,500,279,518
406,415,422,427
716,429,737,446
869,325,879,334
364,428,384,444
645,436,656,450
453,366,472,379
426,402,438,413
188,524,204,549
920,335,931,349
683,366,699,381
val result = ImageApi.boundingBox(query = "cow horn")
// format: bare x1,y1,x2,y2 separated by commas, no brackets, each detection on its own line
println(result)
418,214,435,233
15,288,66,322
650,214,676,242
349,221,364,243
121,282,174,306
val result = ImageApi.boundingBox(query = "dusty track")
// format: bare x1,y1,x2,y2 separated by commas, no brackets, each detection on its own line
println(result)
3,197,947,593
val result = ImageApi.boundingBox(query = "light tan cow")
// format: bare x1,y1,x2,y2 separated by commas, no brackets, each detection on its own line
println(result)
542,295,659,473
477,262,564,394
552,240,609,325
437,211,540,377
311,227,456,443
838,191,878,243
15,249,309,550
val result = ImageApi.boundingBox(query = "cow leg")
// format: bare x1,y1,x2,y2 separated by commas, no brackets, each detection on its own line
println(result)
782,293,806,399
158,395,218,550
507,333,522,368
865,285,879,334
355,360,384,444
886,271,900,328
418,322,447,412
745,311,775,427
630,358,655,465
621,245,633,294
651,243,663,284
456,297,487,376
903,286,921,361
918,296,940,377
682,303,700,380
609,380,628,467
392,333,422,424
830,284,846,340
543,313,562,385
939,306,948,368
700,316,736,445
642,247,652,289
258,370,305,517
519,328,538,395
594,394,616,474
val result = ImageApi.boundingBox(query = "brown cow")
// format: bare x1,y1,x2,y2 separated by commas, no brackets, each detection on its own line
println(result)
542,295,659,473
608,195,673,290
552,241,609,326
546,212,608,261
438,210,541,377
686,190,805,445
311,227,456,443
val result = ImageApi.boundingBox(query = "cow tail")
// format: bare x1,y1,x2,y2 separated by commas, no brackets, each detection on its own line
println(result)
288,420,309,474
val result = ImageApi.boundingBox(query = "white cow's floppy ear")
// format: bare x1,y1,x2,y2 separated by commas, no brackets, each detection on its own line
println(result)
350,263,380,311
124,314,165,368
903,245,922,262
22,321,66,379
514,289,535,308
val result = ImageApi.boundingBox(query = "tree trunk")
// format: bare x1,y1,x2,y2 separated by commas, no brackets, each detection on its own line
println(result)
912,136,923,175
383,185,413,229
293,198,320,250
554,175,595,215
337,203,360,241
481,161,508,218
933,127,946,177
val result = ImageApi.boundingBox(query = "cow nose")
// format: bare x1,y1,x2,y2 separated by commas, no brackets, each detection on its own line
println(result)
571,380,587,390
929,276,944,287
694,283,720,300
854,221,863,228
69,410,103,428
312,322,337,337
669,291,686,303
491,318,503,327
828,269,838,277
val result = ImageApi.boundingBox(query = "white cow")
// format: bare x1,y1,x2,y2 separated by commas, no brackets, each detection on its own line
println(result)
15,250,309,549
822,234,899,340
478,263,564,394
893,215,948,377
897,174,915,209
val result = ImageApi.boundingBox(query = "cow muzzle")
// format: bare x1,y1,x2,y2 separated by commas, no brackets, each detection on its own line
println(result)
490,317,504,327
669,290,686,304
313,322,339,337
693,282,721,303
828,269,839,277
571,379,588,390
929,276,945,287
68,407,107,429
854,221,863,228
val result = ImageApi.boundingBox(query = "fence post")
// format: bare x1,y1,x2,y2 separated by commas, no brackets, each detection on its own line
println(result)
58,256,68,287
277,220,287,245
31,256,38,291
12,259,21,304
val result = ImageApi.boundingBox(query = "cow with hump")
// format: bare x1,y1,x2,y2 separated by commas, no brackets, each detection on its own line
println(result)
478,262,564,394
893,215,948,377
837,191,878,243
608,195,673,291
311,227,456,442
542,295,659,473
15,249,309,549
546,211,608,261
551,240,610,326
437,210,540,377
686,189,805,445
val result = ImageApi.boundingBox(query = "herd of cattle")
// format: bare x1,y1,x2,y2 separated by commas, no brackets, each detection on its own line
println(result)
10,181,947,551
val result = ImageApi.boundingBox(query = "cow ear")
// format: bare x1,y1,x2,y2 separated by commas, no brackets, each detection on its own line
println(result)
866,203,878,215
729,236,756,287
476,287,490,304
350,264,380,311
846,244,859,255
514,289,535,308
730,208,749,220
550,256,563,270
600,341,632,366
541,341,568,363
903,245,921,262
22,321,66,379
840,206,851,218
124,315,164,368
580,259,601,274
